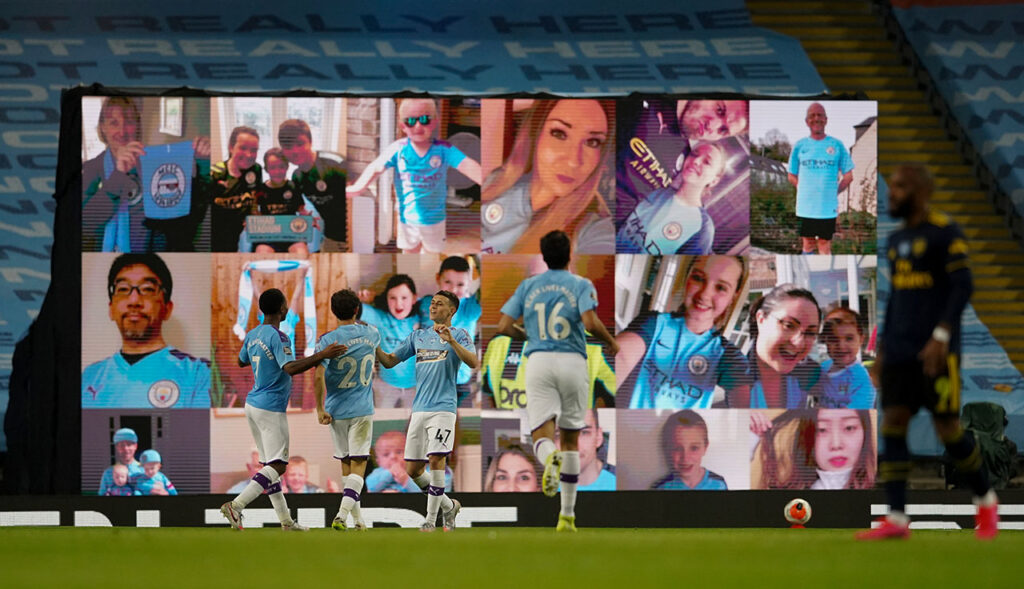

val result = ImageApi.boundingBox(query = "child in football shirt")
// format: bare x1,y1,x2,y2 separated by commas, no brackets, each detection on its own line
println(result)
617,255,750,409
820,307,876,409
253,148,307,255
347,98,482,253
104,464,135,496
359,274,421,408
133,449,177,496
651,410,727,490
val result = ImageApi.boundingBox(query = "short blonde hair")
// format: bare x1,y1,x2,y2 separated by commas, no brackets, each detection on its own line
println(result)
398,98,438,119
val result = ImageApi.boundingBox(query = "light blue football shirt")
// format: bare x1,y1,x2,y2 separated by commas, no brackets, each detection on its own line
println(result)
500,270,597,359
391,326,473,414
820,359,876,409
385,138,466,226
419,294,481,385
616,187,714,255
98,461,144,495
788,135,854,219
239,324,295,413
359,304,419,389
317,323,380,420
82,347,211,409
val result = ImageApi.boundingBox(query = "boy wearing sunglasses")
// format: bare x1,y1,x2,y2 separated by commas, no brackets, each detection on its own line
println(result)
349,98,482,254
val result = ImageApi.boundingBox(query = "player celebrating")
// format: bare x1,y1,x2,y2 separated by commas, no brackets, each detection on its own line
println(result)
857,164,998,540
314,289,380,531
220,288,346,531
496,230,619,531
375,290,477,531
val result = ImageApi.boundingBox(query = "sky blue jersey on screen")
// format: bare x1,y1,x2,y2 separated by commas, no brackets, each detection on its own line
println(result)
239,324,295,413
788,135,854,219
419,294,481,385
317,323,380,420
626,313,748,409
359,304,418,388
384,138,466,226
134,471,177,495
652,469,728,490
82,347,211,409
391,327,473,414
820,359,876,409
98,461,143,495
501,270,597,359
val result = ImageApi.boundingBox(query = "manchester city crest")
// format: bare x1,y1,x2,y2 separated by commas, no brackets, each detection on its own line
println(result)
245,170,257,186
687,354,709,376
283,190,293,200
148,379,180,408
149,163,186,208
826,145,836,155
484,203,504,225
663,222,682,241
429,155,442,169
316,180,327,192
290,217,309,233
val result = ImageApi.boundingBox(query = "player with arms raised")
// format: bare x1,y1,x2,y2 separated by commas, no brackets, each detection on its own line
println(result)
496,230,619,531
375,290,476,531
220,288,346,531
314,289,379,531
858,164,998,540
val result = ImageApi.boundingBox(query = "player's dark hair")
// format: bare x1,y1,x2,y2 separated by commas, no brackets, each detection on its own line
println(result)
373,274,417,315
331,289,361,320
540,230,571,270
263,146,287,168
821,304,867,339
662,410,709,458
228,125,259,151
435,290,460,313
97,97,141,145
439,256,470,274
278,119,312,148
748,283,821,340
258,288,287,316
107,253,173,302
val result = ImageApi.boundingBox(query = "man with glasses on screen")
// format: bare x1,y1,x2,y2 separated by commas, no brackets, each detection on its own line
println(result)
279,118,349,252
496,230,618,531
82,254,210,409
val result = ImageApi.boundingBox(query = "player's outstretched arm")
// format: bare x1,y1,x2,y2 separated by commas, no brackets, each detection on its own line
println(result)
496,313,527,341
582,310,619,356
314,365,332,425
787,173,798,188
347,152,390,195
284,343,347,376
375,346,400,369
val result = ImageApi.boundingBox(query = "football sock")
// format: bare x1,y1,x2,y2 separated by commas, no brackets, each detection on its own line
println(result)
942,427,991,498
534,437,556,466
234,465,279,509
413,472,430,491
267,482,293,525
426,468,447,524
338,474,364,520
560,451,580,518
880,425,910,514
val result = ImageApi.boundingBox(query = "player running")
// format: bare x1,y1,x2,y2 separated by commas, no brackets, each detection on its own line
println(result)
314,289,379,531
857,164,998,540
496,230,619,531
220,288,346,531
375,290,477,532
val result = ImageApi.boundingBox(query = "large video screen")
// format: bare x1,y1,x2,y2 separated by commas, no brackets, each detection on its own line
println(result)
80,95,878,496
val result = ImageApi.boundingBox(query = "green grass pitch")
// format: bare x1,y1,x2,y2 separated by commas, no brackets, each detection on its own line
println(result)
2,527,1021,587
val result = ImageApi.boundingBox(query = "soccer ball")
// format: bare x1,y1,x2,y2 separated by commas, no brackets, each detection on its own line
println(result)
784,498,812,525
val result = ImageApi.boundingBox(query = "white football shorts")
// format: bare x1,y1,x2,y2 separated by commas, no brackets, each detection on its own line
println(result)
525,351,588,432
245,403,290,464
404,411,457,461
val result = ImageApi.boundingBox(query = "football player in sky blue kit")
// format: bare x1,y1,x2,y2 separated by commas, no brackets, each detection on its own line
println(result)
314,289,379,531
496,230,619,531
787,102,854,255
375,290,477,532
98,427,143,495
616,255,750,410
83,254,210,409
418,256,481,406
348,98,482,254
220,289,346,532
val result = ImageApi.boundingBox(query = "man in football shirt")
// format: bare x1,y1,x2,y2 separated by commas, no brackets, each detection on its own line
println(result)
496,230,619,531
82,254,210,409
375,290,476,531
315,289,380,531
97,427,143,495
858,164,998,540
220,289,346,531
787,102,854,255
